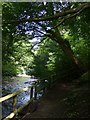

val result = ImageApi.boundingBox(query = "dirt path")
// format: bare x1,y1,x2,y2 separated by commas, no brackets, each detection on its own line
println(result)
18,71,89,119
21,82,74,119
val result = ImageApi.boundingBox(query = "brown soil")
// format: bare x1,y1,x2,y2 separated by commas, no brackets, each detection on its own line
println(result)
20,80,89,119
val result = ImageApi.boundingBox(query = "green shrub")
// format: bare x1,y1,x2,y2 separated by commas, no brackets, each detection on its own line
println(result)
2,63,17,76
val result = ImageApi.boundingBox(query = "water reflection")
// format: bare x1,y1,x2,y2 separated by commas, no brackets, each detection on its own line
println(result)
2,76,38,118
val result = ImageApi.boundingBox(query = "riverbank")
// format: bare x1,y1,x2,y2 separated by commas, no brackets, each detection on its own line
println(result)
21,72,89,119
17,74,30,77
2,76,37,118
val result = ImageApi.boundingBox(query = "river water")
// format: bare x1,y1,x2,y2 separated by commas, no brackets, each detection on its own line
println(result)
2,76,39,118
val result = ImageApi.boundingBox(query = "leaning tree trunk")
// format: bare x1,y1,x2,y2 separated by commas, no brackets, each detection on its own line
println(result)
58,39,85,75
47,29,86,76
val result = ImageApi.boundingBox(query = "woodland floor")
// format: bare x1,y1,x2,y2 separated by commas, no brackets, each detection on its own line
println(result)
19,73,89,119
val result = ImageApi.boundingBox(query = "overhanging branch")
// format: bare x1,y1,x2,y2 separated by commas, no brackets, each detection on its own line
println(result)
4,3,90,25
52,4,88,29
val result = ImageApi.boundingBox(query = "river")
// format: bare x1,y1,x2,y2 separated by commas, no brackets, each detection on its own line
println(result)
2,75,40,118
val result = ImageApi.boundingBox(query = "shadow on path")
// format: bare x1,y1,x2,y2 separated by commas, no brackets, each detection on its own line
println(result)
21,82,75,119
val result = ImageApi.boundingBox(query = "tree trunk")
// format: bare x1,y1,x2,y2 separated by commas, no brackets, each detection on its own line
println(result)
48,30,86,75
58,40,85,75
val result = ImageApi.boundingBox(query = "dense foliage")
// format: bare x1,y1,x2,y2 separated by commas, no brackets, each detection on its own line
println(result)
26,37,89,82
2,2,90,81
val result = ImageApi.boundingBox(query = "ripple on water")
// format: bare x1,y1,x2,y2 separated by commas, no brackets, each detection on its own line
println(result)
2,76,38,118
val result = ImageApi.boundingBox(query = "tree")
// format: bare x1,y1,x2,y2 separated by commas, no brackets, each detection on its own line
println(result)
27,36,89,82
2,2,90,76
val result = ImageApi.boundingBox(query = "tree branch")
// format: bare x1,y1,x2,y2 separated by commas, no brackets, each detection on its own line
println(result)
4,3,90,25
52,4,88,29
30,37,46,50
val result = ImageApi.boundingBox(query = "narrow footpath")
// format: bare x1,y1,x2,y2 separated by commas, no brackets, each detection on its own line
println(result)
21,75,89,119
